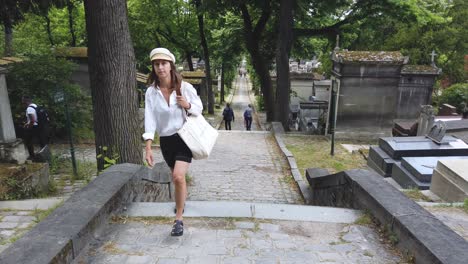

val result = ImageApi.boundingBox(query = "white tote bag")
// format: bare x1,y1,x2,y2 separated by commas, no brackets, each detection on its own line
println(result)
177,113,218,160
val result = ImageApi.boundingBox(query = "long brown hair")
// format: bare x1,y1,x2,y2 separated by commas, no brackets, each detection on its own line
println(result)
147,61,183,95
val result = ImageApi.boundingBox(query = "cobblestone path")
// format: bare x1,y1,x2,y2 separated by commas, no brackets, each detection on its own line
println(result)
221,76,260,131
73,75,402,263
75,218,401,264
188,131,303,204
2,74,404,262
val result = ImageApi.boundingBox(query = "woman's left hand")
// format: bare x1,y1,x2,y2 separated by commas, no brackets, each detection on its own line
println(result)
176,96,190,109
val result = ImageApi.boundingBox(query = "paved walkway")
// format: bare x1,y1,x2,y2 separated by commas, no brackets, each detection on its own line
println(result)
74,218,401,264
73,74,403,263
221,76,260,131
188,131,302,204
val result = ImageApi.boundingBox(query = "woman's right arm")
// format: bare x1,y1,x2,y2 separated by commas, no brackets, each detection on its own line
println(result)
145,139,154,167
143,87,156,167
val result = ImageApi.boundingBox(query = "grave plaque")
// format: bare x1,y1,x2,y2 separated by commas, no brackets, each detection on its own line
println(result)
426,121,447,144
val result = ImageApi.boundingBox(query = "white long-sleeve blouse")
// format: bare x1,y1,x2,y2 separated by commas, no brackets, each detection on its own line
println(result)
142,81,203,140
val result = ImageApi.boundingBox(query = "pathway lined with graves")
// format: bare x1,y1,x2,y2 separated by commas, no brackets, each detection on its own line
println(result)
221,76,260,131
3,74,468,262
73,75,403,263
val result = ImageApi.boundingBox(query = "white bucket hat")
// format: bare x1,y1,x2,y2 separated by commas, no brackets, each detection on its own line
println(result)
149,47,176,63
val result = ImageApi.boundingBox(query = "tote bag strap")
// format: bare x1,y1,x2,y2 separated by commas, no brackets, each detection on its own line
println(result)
179,83,191,121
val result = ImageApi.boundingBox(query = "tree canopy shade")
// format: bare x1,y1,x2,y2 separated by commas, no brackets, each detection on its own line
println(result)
348,0,467,83
127,0,200,72
1,0,33,55
83,0,142,170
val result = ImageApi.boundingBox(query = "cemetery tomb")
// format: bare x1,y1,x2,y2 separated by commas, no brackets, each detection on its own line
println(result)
430,159,468,202
367,136,468,180
378,136,468,159
438,103,458,116
329,51,406,139
395,65,440,119
367,146,395,177
391,156,468,190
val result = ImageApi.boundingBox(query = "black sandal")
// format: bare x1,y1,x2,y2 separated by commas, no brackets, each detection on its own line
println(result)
171,220,184,236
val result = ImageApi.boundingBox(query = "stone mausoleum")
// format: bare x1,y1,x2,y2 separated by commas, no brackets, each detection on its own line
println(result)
328,51,439,139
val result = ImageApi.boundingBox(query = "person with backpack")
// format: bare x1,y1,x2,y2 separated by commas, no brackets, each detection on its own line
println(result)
21,96,49,159
243,104,253,131
222,103,235,130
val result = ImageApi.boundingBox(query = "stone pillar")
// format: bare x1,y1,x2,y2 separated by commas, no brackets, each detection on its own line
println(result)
0,68,16,143
0,67,27,164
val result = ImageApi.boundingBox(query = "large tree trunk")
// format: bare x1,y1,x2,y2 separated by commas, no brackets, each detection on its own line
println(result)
3,18,13,56
84,0,142,170
276,0,294,130
247,40,273,121
220,62,225,103
66,0,77,47
239,4,274,121
195,0,214,114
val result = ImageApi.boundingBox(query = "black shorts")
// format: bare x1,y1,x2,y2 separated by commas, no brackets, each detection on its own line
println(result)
160,133,192,168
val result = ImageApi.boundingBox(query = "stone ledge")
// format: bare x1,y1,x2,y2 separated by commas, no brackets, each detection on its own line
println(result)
306,168,468,264
0,163,143,264
270,122,311,204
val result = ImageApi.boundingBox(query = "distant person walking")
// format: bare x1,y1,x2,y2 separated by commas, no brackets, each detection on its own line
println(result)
243,104,253,131
222,103,235,130
143,47,203,237
21,96,48,160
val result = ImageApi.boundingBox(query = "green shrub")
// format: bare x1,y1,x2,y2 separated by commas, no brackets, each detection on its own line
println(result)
6,54,94,141
437,83,468,113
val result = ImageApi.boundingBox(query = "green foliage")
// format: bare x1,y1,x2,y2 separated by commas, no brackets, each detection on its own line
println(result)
49,153,96,181
3,3,87,56
97,146,120,172
403,188,431,202
355,210,373,226
128,0,200,72
255,95,265,111
383,224,399,246
350,0,467,83
0,164,46,200
437,83,468,113
6,54,94,140
185,173,192,186
32,201,63,224
464,198,468,213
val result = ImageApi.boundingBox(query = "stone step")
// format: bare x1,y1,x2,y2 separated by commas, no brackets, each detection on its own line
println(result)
0,197,63,210
125,201,361,224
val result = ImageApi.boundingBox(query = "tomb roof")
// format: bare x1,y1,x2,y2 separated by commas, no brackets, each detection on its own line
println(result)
333,51,406,63
136,72,148,84
181,71,206,78
54,47,88,58
0,57,24,65
401,65,441,75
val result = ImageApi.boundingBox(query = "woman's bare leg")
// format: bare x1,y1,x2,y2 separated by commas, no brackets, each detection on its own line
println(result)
172,160,189,220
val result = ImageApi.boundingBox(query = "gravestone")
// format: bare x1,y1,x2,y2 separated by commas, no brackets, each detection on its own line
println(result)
417,105,435,136
426,121,447,144
367,136,468,178
392,156,468,190
430,160,468,202
0,67,27,164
